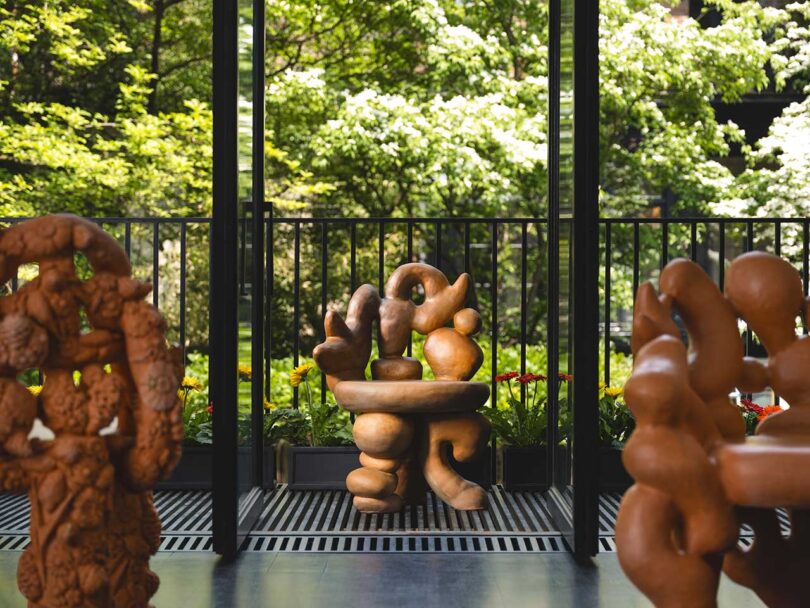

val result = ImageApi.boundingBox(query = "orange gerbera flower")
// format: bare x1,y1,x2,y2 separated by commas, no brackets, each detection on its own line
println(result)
757,405,783,422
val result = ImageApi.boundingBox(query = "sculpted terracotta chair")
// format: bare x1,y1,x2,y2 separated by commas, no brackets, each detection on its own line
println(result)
0,215,183,607
313,263,491,513
616,252,810,608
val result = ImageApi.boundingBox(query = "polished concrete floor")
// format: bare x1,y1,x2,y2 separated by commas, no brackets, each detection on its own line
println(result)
0,551,764,607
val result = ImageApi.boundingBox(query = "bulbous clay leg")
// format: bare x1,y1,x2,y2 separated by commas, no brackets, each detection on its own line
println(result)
394,450,428,505
349,413,414,513
616,485,723,608
724,508,810,608
420,412,489,511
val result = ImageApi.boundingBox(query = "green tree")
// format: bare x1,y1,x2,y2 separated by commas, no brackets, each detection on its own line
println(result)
0,0,212,218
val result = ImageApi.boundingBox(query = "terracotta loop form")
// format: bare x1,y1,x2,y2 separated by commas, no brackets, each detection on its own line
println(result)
617,252,810,608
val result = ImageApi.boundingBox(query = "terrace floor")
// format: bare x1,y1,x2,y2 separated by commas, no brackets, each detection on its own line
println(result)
0,488,771,607
0,550,764,607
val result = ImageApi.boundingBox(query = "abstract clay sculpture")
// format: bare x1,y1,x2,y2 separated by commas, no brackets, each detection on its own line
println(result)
0,215,183,608
616,252,810,608
314,263,490,512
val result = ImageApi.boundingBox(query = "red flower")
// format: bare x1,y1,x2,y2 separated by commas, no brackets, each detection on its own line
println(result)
740,397,764,416
558,373,573,382
207,403,214,415
495,372,519,383
518,373,547,384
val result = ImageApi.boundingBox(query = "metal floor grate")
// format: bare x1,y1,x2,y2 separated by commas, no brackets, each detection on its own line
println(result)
254,485,557,534
246,484,565,553
2,488,785,554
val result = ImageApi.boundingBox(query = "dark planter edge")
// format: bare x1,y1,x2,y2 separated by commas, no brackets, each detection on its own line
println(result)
287,445,361,491
156,444,276,490
501,445,549,492
598,446,633,491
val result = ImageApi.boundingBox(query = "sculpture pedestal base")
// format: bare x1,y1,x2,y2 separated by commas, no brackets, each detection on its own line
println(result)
346,409,490,513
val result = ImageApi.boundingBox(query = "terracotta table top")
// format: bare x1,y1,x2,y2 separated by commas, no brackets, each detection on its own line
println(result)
713,434,810,508
333,380,490,414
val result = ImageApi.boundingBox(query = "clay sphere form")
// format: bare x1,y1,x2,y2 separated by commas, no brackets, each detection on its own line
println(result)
424,311,484,382
352,412,414,458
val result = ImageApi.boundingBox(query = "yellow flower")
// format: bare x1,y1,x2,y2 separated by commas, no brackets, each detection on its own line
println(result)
604,386,623,398
290,363,314,388
238,364,253,382
182,376,204,392
28,385,43,397
264,400,276,411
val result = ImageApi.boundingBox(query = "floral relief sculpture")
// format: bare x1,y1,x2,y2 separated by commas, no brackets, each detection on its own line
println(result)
0,215,183,607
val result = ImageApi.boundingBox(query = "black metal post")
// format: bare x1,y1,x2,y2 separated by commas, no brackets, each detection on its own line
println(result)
251,0,266,487
572,0,600,559
211,0,239,558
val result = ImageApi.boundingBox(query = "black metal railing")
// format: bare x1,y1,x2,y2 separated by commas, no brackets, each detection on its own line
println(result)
600,217,810,388
3,214,806,401
264,217,550,413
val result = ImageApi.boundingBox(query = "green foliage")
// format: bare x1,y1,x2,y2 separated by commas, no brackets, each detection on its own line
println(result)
263,407,310,446
598,389,635,448
486,377,550,448
714,2,810,252
179,352,212,445
0,0,212,218
265,361,354,447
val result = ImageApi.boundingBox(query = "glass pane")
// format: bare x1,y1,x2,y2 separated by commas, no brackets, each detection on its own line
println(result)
236,0,262,537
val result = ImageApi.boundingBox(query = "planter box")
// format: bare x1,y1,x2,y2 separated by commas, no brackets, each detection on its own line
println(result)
157,444,275,490
448,445,492,489
599,447,633,491
285,444,492,492
287,446,360,490
502,446,548,491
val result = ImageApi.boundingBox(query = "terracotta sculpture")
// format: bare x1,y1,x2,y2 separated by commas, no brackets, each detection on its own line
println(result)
314,263,490,512
0,215,183,607
616,252,810,607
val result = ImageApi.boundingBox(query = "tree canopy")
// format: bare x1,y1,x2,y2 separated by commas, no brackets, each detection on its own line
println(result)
0,0,806,221
0,0,211,218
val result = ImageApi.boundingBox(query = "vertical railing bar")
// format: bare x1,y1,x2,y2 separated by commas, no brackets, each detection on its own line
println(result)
407,222,414,358
632,222,640,304
125,221,132,259
604,222,611,386
378,221,385,294
321,223,328,405
350,223,357,293
746,221,754,253
490,221,498,482
719,222,726,291
464,222,471,275
266,216,273,400
152,221,159,308
179,222,187,361
407,221,414,263
774,222,783,398
775,221,781,257
435,221,442,271
520,224,528,402
745,222,754,357
802,218,810,334
660,222,669,272
293,222,301,409
690,222,697,261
